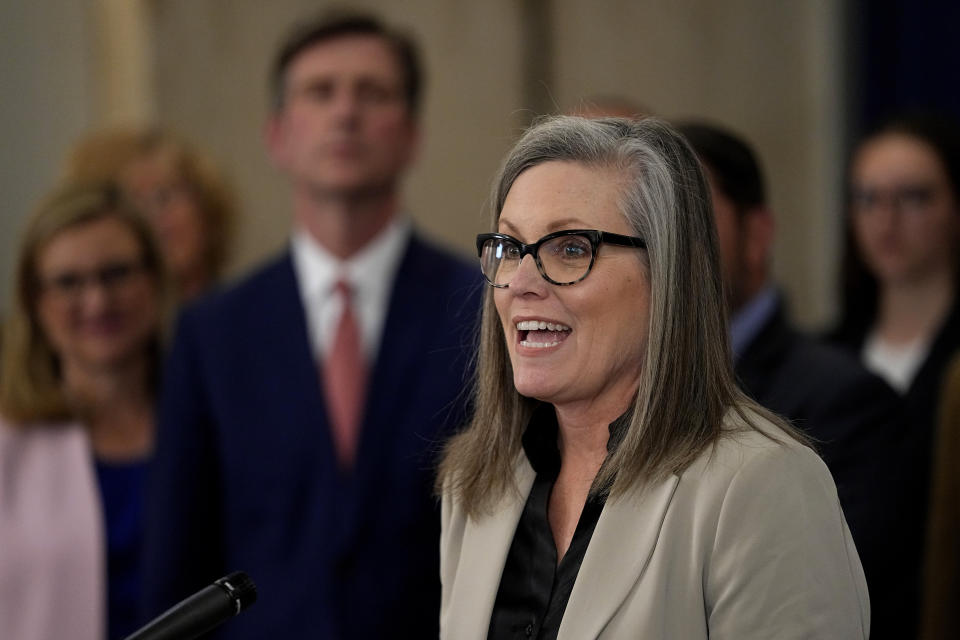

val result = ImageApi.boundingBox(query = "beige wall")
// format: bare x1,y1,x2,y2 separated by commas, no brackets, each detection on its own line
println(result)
0,0,846,328
0,1,96,312
149,0,526,282
550,0,847,325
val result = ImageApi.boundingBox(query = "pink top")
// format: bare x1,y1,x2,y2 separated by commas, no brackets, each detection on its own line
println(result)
0,416,104,640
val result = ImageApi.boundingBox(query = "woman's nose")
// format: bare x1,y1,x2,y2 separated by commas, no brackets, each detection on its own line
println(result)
868,199,902,232
509,254,547,295
78,280,112,313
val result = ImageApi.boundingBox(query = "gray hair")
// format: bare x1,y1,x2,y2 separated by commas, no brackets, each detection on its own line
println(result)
438,116,788,516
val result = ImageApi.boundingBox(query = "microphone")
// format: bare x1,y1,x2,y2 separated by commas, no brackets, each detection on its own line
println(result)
125,571,257,640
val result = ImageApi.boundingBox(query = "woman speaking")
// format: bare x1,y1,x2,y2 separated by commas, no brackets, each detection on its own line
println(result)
437,116,869,639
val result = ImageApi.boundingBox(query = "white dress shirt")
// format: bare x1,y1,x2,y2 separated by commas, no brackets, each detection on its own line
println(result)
862,329,929,394
291,216,411,363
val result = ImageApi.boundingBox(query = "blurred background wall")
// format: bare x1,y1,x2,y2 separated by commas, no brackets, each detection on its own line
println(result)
2,0,956,329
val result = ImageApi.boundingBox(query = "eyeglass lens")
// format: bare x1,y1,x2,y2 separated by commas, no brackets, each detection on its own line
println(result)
851,184,938,215
42,261,143,299
480,234,594,286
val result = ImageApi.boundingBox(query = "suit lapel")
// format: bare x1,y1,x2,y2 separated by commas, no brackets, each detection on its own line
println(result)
355,234,423,455
735,300,793,400
452,459,536,640
236,253,335,462
271,252,334,437
558,474,681,639
348,235,427,497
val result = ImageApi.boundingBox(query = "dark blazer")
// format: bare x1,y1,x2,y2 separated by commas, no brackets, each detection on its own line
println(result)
142,233,483,639
736,301,914,640
827,299,960,638
830,299,960,515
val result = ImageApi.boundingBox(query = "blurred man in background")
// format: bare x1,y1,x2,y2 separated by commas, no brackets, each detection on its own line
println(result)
143,12,481,639
680,121,917,639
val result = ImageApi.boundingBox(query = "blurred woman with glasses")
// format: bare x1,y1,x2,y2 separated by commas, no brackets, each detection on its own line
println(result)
66,127,237,302
437,116,870,638
828,113,960,637
0,181,167,640
832,112,960,403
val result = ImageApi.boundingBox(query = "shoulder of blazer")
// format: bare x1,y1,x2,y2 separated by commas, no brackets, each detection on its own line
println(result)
697,409,826,486
401,232,482,294
186,252,295,320
173,251,302,343
386,232,483,344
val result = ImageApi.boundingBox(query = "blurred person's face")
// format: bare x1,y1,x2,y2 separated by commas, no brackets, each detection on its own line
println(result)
124,151,208,292
851,133,960,287
704,167,749,312
34,217,160,375
493,161,650,414
700,164,772,314
266,34,418,198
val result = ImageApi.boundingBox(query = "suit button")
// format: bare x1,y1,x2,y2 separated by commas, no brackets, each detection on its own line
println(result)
525,623,534,637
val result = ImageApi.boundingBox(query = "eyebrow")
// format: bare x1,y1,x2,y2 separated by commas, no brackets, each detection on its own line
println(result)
497,216,594,237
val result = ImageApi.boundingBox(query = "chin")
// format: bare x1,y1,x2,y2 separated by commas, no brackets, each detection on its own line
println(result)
78,340,146,368
512,371,561,403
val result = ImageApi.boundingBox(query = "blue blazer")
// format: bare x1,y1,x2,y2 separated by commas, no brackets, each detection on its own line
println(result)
143,233,483,639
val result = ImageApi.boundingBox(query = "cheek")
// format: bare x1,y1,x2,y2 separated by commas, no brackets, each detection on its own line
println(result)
851,212,878,248
374,119,415,155
923,207,960,243
713,215,738,269
172,206,207,248
34,303,76,359
613,274,651,349
115,281,161,333
493,292,511,329
273,117,307,164
132,284,162,325
36,302,66,342
622,295,650,346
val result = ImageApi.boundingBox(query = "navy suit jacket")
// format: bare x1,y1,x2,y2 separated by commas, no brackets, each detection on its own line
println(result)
143,233,483,639
736,301,914,640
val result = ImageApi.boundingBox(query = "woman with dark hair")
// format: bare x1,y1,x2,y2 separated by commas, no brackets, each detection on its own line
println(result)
0,182,167,640
438,116,869,638
830,114,960,630
832,112,960,402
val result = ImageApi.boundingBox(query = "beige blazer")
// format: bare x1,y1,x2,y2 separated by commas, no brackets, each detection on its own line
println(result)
441,413,870,639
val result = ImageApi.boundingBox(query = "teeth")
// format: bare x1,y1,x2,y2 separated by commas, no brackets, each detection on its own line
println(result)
516,320,571,331
520,339,562,348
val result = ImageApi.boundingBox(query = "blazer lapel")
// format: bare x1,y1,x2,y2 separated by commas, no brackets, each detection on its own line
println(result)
345,235,430,526
354,235,425,466
558,474,681,639
735,299,793,401
449,459,536,640
230,252,335,465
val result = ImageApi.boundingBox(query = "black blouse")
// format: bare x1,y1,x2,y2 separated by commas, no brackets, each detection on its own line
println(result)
486,404,626,640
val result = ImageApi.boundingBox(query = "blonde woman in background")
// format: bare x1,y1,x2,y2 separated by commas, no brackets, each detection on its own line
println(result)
67,128,237,301
0,182,167,640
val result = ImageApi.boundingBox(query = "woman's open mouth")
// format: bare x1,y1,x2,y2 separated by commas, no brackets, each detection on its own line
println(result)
516,319,572,349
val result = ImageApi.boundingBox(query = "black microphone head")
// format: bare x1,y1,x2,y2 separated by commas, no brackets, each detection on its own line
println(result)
214,571,257,615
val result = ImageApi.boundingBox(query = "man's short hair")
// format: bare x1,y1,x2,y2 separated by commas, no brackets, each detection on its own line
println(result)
269,10,423,116
677,122,766,211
